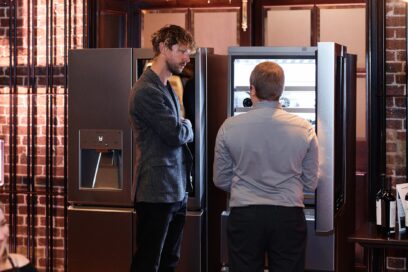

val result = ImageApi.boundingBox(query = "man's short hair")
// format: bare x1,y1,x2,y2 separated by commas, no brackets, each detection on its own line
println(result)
151,24,195,56
250,61,285,101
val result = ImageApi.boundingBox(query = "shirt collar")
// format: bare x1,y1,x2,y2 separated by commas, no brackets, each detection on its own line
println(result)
145,67,166,88
253,100,282,110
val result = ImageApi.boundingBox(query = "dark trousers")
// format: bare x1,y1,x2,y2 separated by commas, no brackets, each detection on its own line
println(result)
227,205,307,272
130,196,187,272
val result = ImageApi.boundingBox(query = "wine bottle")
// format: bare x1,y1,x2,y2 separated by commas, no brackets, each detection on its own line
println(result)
382,176,396,236
376,174,385,232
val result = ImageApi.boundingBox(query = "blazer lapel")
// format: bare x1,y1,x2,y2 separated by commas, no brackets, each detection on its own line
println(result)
144,68,180,118
166,83,180,119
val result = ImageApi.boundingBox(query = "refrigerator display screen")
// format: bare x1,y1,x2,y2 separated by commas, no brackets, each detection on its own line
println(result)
231,57,316,128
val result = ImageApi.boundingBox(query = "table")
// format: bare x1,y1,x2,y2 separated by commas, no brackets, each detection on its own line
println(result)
348,223,408,271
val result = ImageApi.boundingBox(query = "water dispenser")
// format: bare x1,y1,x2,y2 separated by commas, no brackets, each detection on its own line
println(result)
79,129,122,190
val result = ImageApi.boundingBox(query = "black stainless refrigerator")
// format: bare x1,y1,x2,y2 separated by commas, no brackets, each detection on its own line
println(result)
67,48,216,272
220,42,356,271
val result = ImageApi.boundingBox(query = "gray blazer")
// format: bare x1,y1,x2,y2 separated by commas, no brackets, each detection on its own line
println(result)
129,68,194,203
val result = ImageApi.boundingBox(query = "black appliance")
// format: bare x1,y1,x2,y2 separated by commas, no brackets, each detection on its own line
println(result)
67,48,219,272
219,42,357,272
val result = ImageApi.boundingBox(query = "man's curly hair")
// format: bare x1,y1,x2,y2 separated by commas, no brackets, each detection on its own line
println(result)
151,24,195,56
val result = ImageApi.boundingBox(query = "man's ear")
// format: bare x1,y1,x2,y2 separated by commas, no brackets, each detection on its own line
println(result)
249,85,256,97
159,42,166,54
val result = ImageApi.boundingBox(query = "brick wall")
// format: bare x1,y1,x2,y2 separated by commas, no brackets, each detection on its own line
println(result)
0,1,84,271
385,0,407,185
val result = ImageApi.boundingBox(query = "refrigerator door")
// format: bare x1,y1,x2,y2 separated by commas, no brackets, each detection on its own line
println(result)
223,44,355,271
305,210,335,270
68,48,133,206
315,42,346,233
177,211,204,272
67,206,136,272
191,48,209,211
131,48,210,211
228,46,317,119
227,46,317,208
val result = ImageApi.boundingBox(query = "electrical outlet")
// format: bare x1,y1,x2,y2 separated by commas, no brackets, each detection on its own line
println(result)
386,257,406,271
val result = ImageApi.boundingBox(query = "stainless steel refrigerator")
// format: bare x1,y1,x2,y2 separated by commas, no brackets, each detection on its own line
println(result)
219,42,356,271
67,48,217,272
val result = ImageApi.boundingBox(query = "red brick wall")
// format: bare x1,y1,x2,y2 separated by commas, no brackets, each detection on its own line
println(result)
0,1,84,271
385,0,407,185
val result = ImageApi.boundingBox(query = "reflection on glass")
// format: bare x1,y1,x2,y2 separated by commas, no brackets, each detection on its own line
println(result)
232,58,316,128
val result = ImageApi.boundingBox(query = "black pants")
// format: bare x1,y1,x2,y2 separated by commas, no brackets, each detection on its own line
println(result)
130,196,187,272
227,205,307,272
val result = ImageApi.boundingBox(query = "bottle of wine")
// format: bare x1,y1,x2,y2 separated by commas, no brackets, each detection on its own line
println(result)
376,174,385,232
382,176,396,236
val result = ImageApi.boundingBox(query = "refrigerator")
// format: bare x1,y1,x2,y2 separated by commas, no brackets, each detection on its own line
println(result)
219,42,356,271
67,48,218,272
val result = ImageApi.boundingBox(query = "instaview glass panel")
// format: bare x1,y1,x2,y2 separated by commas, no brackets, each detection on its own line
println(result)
232,58,316,127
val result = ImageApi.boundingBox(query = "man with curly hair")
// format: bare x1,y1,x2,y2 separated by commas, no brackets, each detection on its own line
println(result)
129,25,195,272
